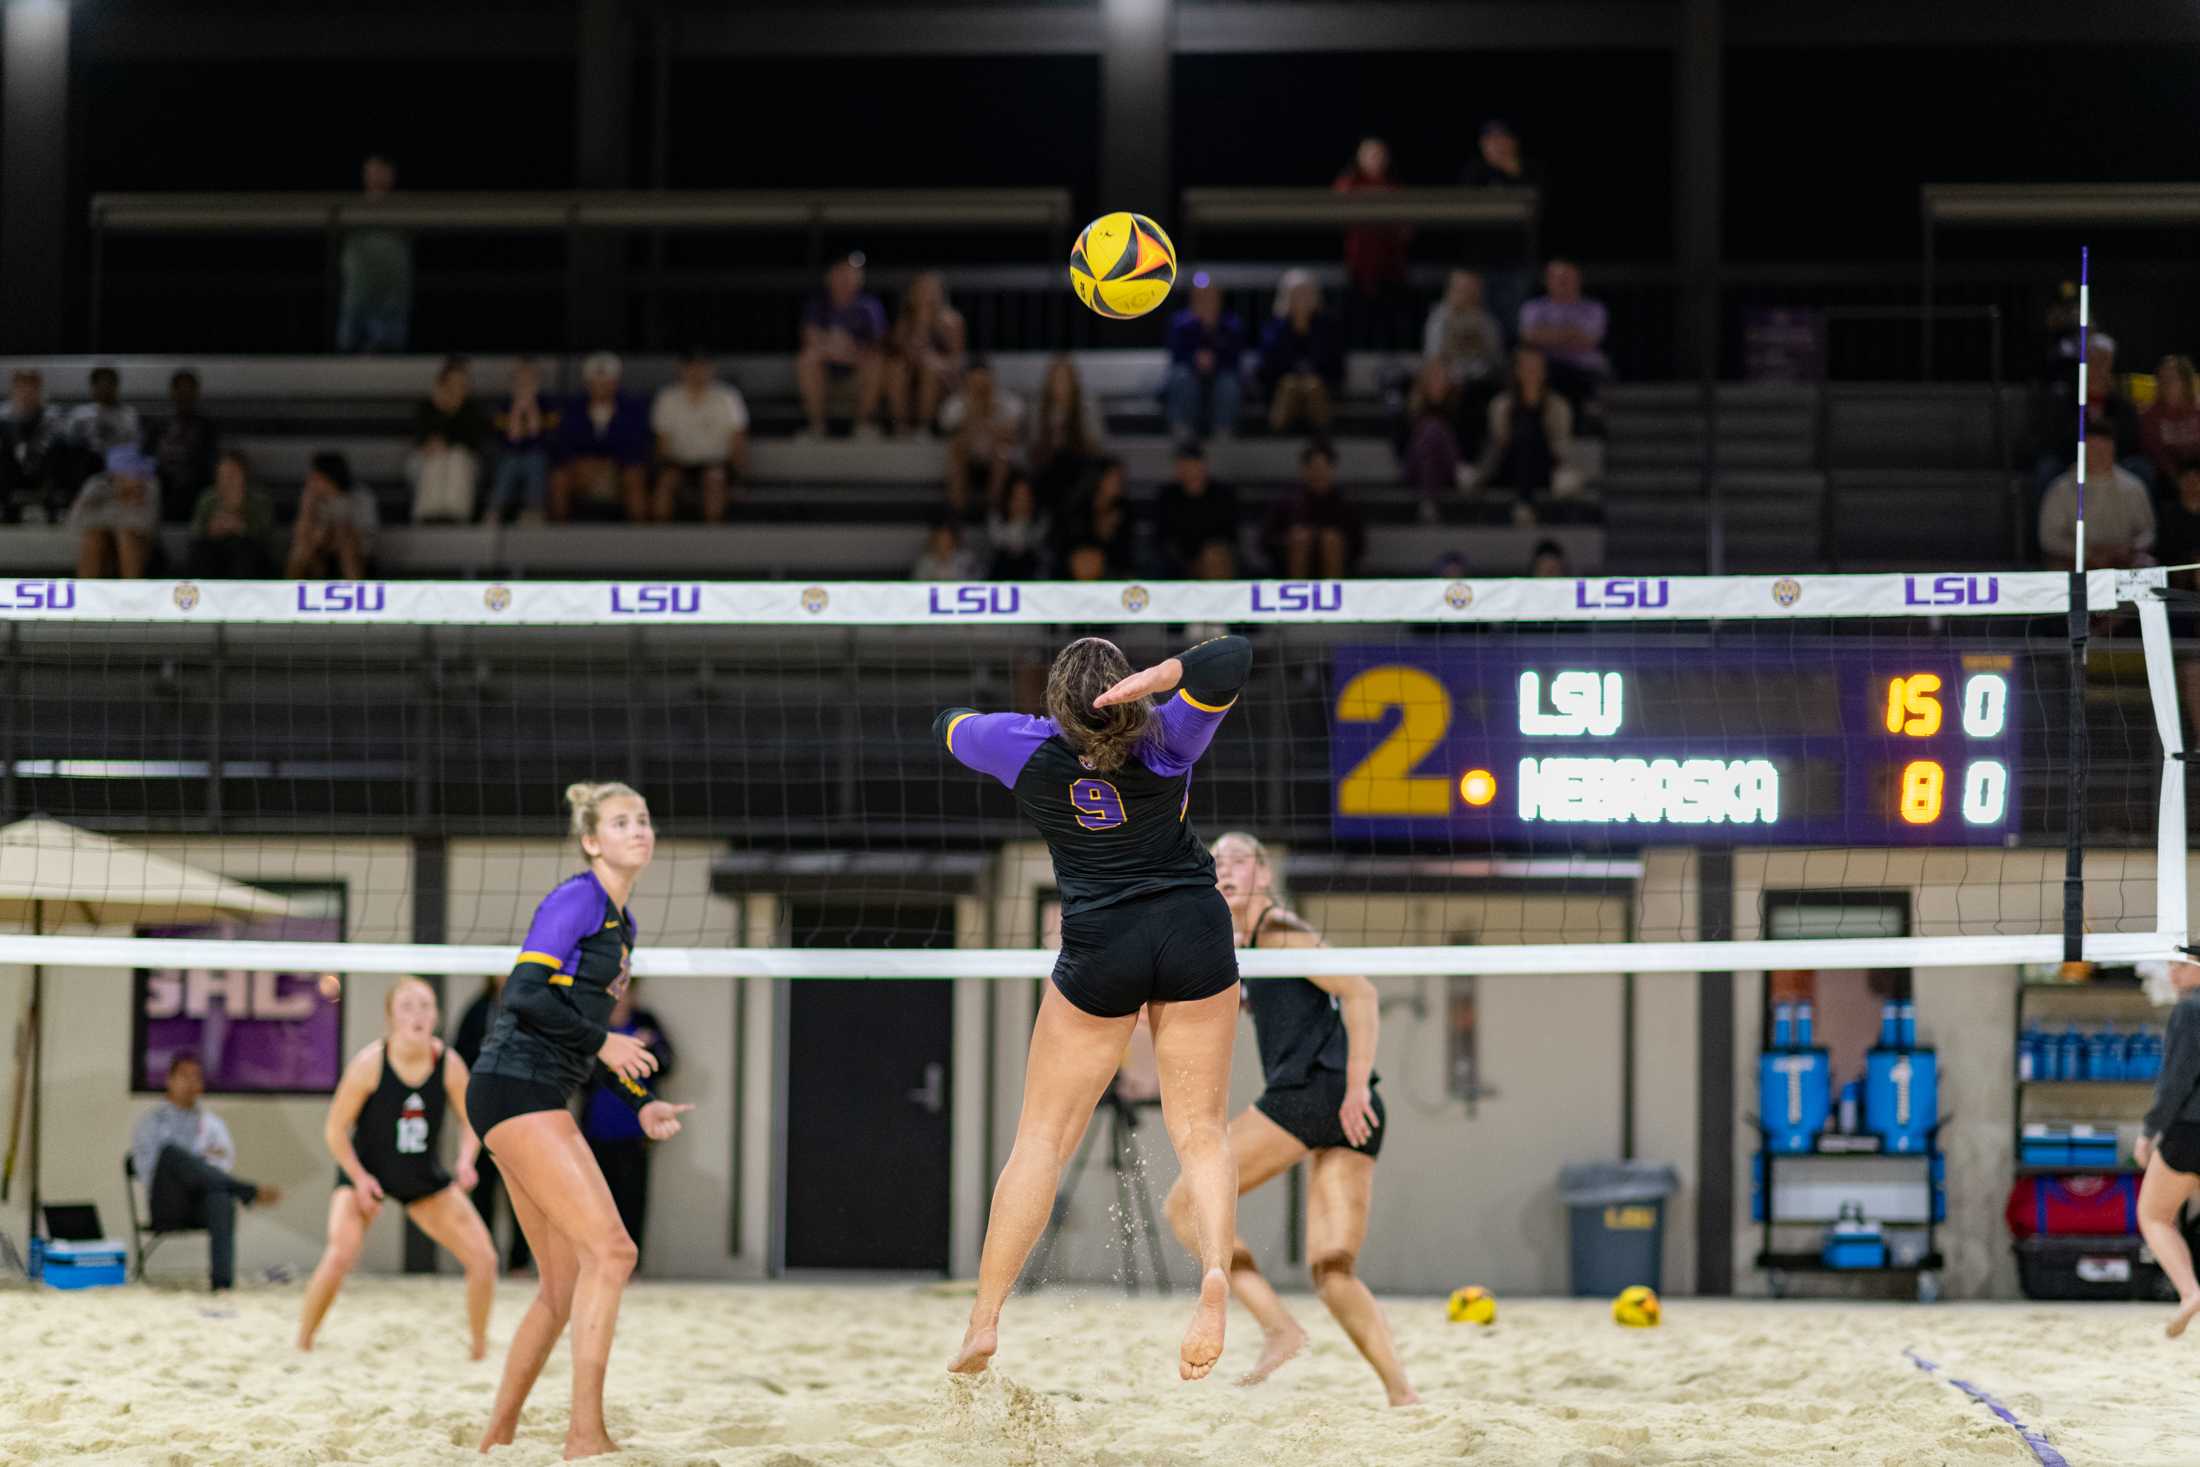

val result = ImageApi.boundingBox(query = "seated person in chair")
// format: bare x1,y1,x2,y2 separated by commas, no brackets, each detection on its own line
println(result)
129,1053,282,1290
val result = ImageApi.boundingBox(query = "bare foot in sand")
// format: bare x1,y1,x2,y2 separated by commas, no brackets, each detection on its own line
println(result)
477,1421,516,1453
562,1431,618,1460
1388,1386,1423,1407
947,1318,998,1375
469,1337,488,1362
2169,1295,2200,1339
1180,1268,1228,1380
1235,1321,1306,1387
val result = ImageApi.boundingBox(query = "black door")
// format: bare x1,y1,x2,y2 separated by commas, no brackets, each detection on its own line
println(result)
783,902,954,1270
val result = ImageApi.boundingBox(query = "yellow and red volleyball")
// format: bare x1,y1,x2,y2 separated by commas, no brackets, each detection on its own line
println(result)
1069,211,1178,320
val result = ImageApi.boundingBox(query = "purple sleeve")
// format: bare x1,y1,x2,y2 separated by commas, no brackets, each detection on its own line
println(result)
940,710,1052,790
1584,299,1609,346
1144,691,1232,777
517,880,597,974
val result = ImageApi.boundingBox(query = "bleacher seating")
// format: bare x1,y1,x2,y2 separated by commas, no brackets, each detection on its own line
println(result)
1,351,1609,579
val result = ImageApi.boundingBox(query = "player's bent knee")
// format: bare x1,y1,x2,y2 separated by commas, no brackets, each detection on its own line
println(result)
1310,1248,1357,1290
584,1230,639,1276
1230,1244,1259,1275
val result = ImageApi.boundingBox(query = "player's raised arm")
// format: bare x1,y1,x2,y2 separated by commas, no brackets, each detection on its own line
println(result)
1115,634,1252,774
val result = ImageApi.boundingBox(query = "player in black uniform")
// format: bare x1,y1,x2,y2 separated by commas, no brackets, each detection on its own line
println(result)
298,976,499,1357
937,633,1252,1382
1166,832,1417,1406
468,782,692,1462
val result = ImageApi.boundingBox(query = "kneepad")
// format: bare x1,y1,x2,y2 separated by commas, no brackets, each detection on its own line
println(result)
1310,1248,1358,1287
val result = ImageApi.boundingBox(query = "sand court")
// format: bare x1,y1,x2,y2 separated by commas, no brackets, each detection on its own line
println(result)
2,1279,2197,1465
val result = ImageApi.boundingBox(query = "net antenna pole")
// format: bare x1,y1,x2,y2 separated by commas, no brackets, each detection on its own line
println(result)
2063,246,2091,965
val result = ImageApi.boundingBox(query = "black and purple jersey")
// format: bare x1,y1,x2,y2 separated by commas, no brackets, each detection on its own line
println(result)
934,636,1251,917
472,870,652,1110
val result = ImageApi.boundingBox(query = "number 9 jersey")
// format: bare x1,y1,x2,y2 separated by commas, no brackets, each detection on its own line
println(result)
933,636,1251,919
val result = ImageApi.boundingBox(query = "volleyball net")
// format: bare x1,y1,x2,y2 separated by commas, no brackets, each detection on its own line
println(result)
0,569,2184,980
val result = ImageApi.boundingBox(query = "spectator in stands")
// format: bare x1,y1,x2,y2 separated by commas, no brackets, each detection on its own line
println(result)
0,369,64,524
1334,137,1409,305
1260,271,1345,435
913,519,983,581
1519,260,1612,409
2040,424,2154,570
942,359,1026,517
796,253,888,438
1462,119,1537,191
1162,276,1247,443
1529,538,1572,577
409,356,486,525
484,357,557,525
883,271,966,436
1055,457,1137,578
130,1053,283,1293
337,154,411,354
2143,355,2200,489
550,352,651,523
985,472,1051,580
1155,442,1240,579
1401,358,1464,508
286,450,379,581
2153,463,2200,581
1424,269,1504,457
185,449,279,579
1264,441,1364,579
1026,355,1106,508
148,369,219,525
650,349,750,524
66,367,142,489
1464,347,1579,517
68,444,161,579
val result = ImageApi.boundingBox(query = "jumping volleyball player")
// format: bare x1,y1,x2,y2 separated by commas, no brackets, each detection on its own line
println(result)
2137,959,2200,1337
1177,834,1417,1405
298,976,498,1358
467,782,692,1461
936,634,1253,1381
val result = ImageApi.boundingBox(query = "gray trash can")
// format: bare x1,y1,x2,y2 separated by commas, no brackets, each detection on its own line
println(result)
1559,1161,1679,1298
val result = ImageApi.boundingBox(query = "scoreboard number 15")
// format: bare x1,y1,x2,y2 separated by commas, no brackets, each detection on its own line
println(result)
1884,672,2009,827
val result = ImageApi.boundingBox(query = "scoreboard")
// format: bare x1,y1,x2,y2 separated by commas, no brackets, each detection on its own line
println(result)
1328,646,2020,845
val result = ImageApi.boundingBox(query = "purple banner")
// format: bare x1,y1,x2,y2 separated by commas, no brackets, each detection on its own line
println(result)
132,891,346,1095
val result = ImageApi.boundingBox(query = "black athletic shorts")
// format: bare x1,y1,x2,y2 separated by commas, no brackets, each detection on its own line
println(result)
2160,1121,2200,1175
1255,1071,1386,1159
1052,884,1239,1019
465,1073,571,1150
332,1167,452,1206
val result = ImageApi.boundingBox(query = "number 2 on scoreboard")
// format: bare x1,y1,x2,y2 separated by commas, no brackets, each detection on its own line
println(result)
1336,666,1455,816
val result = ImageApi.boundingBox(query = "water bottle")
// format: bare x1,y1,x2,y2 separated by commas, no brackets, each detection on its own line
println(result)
2018,1021,2041,1080
1773,1002,1794,1049
2139,1027,2165,1080
2092,1024,2124,1081
2059,1025,2086,1083
1897,1001,1918,1049
1838,1080,1861,1135
1880,1001,1901,1049
1796,1002,1816,1048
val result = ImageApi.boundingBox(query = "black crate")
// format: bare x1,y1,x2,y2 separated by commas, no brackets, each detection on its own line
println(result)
2013,1235,2175,1302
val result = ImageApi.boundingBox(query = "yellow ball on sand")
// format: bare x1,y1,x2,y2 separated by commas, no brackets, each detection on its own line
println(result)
1612,1285,1662,1328
1069,211,1178,320
1447,1285,1498,1325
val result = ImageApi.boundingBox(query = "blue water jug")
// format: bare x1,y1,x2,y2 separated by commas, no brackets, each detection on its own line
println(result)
2018,1022,2043,1081
2058,1026,2085,1082
1760,1049,1831,1153
2090,1024,2124,1081
1865,1048,1937,1154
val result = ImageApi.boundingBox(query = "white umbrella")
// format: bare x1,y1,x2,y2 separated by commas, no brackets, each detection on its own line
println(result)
0,817,296,1243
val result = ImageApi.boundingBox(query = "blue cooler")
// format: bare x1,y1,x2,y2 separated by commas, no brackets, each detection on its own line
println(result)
1823,1216,1887,1270
42,1239,127,1290
1865,1048,1937,1154
1760,1049,1831,1153
2067,1127,2119,1168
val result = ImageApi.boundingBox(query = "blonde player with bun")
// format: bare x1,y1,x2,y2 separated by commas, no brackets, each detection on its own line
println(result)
2136,959,2200,1337
467,782,693,1461
1165,831,1418,1406
298,976,497,1357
